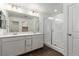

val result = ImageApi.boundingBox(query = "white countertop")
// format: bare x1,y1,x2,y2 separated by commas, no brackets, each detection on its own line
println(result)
0,32,43,38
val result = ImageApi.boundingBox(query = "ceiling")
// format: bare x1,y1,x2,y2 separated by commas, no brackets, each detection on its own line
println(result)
9,3,63,16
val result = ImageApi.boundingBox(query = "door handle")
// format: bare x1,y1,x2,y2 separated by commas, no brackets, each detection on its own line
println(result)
68,34,72,36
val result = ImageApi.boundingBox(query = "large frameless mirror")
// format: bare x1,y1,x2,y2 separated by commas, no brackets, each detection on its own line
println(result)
8,11,39,33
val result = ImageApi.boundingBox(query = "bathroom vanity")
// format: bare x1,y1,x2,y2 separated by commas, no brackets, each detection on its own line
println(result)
0,8,44,56
0,33,43,56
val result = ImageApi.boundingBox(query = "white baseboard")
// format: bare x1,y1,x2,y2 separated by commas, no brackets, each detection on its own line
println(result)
44,43,64,55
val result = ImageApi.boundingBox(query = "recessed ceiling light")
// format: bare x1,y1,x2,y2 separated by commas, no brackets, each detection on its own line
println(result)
54,9,58,12
48,17,54,20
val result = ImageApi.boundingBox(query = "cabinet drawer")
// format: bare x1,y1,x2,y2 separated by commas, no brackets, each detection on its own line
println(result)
25,36,32,39
2,36,25,42
32,34,43,39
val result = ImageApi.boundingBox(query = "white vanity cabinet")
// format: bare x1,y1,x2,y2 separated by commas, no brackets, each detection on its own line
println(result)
25,36,32,53
32,34,43,50
0,33,43,56
2,36,25,56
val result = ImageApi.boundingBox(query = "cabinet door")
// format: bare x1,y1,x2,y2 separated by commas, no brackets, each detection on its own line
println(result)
26,39,32,52
2,37,25,56
32,34,43,50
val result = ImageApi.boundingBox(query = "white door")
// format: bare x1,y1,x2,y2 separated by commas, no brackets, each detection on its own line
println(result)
68,4,79,56
44,19,52,45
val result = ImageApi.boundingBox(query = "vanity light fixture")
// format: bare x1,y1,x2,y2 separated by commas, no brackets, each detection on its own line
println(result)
28,10,39,17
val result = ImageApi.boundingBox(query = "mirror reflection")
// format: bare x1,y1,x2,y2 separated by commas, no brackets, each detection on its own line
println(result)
8,10,39,33
0,10,6,29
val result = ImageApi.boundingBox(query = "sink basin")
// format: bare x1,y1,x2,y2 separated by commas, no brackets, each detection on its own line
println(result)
13,33,18,35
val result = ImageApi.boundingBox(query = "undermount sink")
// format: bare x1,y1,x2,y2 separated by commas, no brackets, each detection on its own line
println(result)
13,33,18,35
